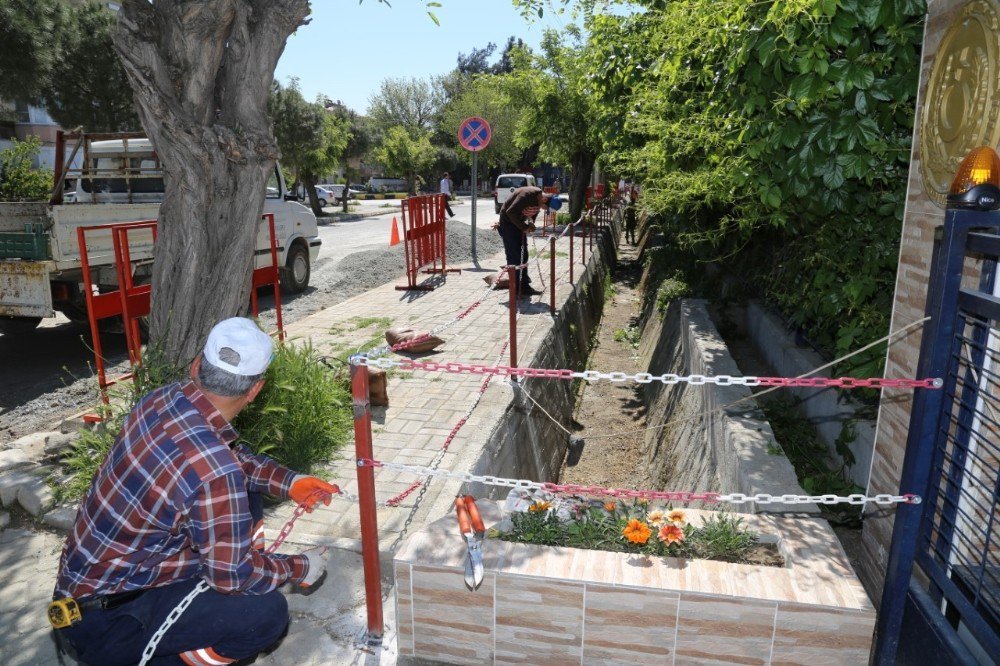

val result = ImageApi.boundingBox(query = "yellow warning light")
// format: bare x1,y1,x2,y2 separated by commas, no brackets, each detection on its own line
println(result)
947,146,1000,210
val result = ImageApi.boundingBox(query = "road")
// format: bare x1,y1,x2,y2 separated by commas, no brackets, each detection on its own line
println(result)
0,196,499,438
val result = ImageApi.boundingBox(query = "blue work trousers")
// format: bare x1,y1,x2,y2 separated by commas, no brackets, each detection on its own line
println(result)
498,219,531,289
59,494,288,665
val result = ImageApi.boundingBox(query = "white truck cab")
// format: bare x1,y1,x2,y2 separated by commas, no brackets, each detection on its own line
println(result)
0,132,321,334
493,173,537,214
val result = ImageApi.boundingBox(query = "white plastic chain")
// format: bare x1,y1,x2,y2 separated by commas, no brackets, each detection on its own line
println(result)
358,459,920,506
138,580,210,666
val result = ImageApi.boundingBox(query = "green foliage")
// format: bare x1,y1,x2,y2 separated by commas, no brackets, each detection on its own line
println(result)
500,503,768,565
593,0,925,373
58,346,185,502
0,137,52,202
270,80,351,184
375,126,437,194
234,341,352,472
760,397,863,523
43,1,139,132
439,75,524,176
498,28,601,220
0,0,64,104
612,325,640,348
367,77,442,139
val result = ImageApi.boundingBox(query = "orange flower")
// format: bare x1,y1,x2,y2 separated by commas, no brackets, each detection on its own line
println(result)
658,523,685,546
528,500,551,513
667,509,686,525
604,501,617,512
622,519,652,544
647,509,666,527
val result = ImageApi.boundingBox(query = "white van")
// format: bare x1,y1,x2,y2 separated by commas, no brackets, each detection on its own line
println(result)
493,173,537,213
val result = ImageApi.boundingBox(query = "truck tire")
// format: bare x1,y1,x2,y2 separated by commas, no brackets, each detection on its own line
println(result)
280,243,310,294
0,316,42,336
317,198,327,208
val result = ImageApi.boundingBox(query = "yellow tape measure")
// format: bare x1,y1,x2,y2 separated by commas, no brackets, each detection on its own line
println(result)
47,598,82,629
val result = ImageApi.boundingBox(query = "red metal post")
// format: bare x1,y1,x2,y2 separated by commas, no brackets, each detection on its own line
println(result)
352,361,384,641
507,266,517,368
549,236,556,316
264,214,285,342
77,226,109,403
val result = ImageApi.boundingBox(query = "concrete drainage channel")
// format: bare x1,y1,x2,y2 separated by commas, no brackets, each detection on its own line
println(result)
462,230,817,516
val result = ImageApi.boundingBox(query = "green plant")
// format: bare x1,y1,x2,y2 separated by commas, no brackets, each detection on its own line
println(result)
499,501,772,566
58,346,184,502
234,341,352,472
0,137,52,202
612,325,641,349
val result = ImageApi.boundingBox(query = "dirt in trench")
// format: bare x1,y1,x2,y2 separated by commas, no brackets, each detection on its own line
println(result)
558,241,650,488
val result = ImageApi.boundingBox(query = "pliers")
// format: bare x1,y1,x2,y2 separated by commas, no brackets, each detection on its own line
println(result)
454,494,486,590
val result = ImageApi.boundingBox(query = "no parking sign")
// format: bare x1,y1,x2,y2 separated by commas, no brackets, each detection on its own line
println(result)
458,117,492,152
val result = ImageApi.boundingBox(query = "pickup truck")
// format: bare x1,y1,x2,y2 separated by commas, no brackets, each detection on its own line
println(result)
0,132,321,334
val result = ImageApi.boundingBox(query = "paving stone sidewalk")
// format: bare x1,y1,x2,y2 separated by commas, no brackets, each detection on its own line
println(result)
0,226,608,665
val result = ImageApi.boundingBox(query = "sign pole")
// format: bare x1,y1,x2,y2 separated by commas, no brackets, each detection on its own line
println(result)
458,116,491,264
471,151,478,259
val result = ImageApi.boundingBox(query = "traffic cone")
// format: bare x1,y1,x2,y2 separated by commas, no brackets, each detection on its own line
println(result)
389,216,401,246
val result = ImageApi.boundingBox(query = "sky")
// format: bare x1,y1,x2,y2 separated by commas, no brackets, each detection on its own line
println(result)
273,1,575,113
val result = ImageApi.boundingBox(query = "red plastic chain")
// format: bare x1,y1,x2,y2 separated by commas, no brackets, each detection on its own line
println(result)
384,340,511,507
266,489,329,554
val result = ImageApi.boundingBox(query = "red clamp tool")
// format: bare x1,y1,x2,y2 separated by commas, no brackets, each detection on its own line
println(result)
454,495,486,590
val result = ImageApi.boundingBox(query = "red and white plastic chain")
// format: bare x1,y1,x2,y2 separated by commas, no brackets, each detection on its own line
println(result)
354,356,942,390
137,489,336,666
356,457,922,507
382,339,511,507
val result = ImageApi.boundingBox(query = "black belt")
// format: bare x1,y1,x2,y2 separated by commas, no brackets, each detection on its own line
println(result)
75,588,146,611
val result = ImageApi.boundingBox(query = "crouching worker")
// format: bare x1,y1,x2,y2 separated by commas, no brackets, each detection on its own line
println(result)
50,317,338,666
496,185,563,297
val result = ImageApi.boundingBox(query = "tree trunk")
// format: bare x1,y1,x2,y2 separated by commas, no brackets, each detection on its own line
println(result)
302,173,323,217
112,0,309,368
568,150,596,222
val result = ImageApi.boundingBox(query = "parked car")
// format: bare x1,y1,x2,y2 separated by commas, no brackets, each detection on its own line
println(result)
313,186,336,207
494,173,537,213
320,184,360,201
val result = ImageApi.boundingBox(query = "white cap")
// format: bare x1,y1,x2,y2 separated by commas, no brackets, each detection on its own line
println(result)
203,317,274,376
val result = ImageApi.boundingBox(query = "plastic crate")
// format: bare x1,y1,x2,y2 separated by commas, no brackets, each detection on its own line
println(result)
0,222,49,260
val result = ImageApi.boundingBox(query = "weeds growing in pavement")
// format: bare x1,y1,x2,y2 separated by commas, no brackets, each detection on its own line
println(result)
497,501,778,566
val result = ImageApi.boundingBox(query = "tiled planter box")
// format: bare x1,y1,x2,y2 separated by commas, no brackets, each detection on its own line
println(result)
394,504,875,665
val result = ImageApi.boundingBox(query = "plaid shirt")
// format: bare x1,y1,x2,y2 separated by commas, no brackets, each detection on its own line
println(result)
55,380,307,599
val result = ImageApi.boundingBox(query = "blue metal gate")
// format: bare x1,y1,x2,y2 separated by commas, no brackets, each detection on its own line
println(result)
874,208,1000,665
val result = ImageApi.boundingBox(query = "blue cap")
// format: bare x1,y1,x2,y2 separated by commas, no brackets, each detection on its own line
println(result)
548,196,563,212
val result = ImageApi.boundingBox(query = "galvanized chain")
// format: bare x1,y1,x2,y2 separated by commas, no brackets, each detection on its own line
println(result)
138,580,211,666
356,458,921,506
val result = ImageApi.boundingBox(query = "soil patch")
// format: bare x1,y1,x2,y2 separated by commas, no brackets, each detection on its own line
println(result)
557,241,648,488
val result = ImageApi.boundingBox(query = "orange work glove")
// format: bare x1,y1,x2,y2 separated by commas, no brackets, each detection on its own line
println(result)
289,476,339,512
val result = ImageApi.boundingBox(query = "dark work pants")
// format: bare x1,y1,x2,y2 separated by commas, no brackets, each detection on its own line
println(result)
498,219,531,289
60,493,288,666
443,197,454,217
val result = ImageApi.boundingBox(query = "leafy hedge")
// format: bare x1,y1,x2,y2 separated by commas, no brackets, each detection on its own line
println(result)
590,0,925,374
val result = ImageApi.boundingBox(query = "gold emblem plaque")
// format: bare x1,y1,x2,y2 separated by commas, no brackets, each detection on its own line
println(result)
920,0,1000,206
